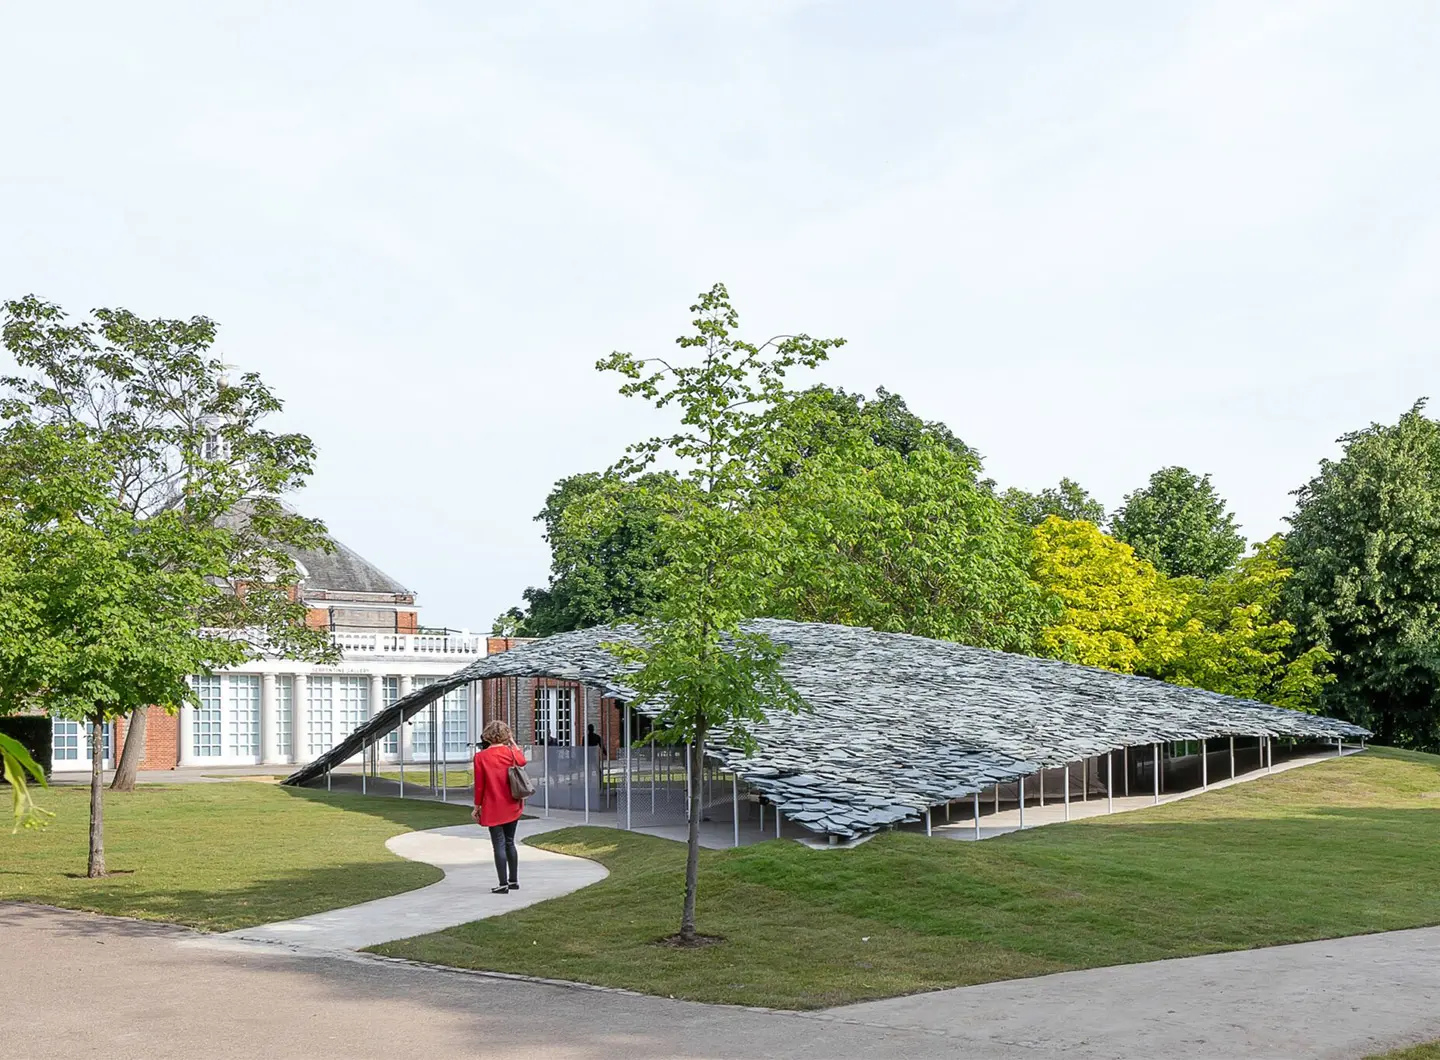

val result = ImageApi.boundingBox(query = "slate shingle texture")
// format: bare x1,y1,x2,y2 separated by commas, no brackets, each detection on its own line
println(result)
285,620,1370,838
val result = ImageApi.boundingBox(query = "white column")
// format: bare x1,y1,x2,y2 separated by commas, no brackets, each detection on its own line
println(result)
1201,738,1208,790
1153,743,1160,804
177,703,196,767
292,673,309,764
398,675,414,764
1064,763,1071,821
260,673,280,765
1106,752,1113,813
1018,776,1026,829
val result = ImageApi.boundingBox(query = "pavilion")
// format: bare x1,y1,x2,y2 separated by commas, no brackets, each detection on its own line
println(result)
285,620,1370,842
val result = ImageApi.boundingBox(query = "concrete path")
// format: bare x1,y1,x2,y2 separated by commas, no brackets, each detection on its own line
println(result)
226,819,608,950
9,902,1440,1059
824,926,1440,1058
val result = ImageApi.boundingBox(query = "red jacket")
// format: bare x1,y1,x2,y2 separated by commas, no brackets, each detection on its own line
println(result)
473,744,527,827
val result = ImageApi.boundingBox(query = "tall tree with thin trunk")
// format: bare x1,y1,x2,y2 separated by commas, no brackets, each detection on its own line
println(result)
591,284,841,943
1,297,335,874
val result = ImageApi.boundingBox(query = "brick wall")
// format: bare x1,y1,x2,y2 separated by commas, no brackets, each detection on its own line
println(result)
113,705,179,771
396,609,418,633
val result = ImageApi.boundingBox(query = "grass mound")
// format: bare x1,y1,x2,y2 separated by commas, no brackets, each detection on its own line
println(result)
371,747,1440,1009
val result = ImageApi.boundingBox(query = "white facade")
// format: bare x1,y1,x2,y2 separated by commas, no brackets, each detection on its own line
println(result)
50,631,486,772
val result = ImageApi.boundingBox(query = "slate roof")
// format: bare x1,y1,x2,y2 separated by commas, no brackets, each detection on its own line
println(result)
285,620,1370,837
215,499,410,596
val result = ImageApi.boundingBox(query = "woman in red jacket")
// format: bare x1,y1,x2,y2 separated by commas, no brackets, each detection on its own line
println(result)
472,720,527,894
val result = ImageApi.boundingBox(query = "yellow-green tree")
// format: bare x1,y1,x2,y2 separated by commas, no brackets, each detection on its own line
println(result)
1162,537,1332,711
1030,516,1185,672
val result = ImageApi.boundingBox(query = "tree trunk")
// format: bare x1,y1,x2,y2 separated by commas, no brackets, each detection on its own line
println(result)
111,708,146,792
680,721,706,943
88,715,106,878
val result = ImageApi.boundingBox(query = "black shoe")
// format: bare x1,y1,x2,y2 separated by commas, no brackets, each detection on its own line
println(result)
508,881,520,890
491,885,510,894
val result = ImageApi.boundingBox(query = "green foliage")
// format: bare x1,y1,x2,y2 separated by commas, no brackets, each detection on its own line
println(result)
764,406,1052,650
1285,401,1440,750
1111,466,1246,579
0,732,51,832
1030,517,1184,672
1001,477,1105,527
1161,537,1332,711
1,295,335,869
594,282,840,940
505,471,671,637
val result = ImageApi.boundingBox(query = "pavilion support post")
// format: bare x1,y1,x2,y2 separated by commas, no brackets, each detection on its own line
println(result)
1106,752,1113,813
994,784,1000,814
1153,743,1160,805
1201,738,1208,791
1336,737,1343,757
1230,735,1235,779
925,808,932,837
1124,746,1129,797
584,739,591,824
624,702,632,831
651,740,657,814
362,741,367,796
733,773,740,848
542,732,549,817
1063,763,1071,821
1266,735,1273,773
1039,769,1045,808
775,809,781,839
1018,776,1026,829
759,802,765,832
973,791,981,840
399,720,405,799
1082,757,1088,802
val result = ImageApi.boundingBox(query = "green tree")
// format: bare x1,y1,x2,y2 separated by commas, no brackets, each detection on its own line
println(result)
1001,477,1105,527
504,471,671,637
593,283,841,944
1111,466,1245,579
0,507,51,830
764,403,1051,650
1160,537,1332,711
1285,401,1440,749
1,297,334,873
1029,516,1184,672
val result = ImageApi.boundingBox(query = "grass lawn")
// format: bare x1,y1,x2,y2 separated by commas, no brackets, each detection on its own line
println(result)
371,746,1440,1009
0,783,470,930
1372,1044,1440,1059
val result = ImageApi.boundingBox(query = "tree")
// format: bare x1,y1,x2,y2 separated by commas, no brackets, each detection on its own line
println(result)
763,403,1052,650
1110,466,1245,579
1001,477,1105,527
593,283,841,944
1160,537,1332,711
0,507,51,831
1285,401,1440,749
503,385,972,637
1029,516,1185,673
503,471,671,637
1,297,334,873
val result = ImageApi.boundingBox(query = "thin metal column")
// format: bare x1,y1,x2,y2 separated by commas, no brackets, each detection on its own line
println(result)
1266,735,1273,773
623,702,632,831
1106,752,1113,813
732,773,740,847
583,738,591,824
1336,737,1343,757
1082,757,1088,802
362,740,367,795
399,718,405,798
973,791,981,840
775,808,781,839
1124,746,1129,797
1230,735,1235,778
1201,737,1208,790
925,808,932,836
1064,763,1071,821
1039,769,1045,808
1153,743,1160,805
1018,776,1026,829
651,739,656,814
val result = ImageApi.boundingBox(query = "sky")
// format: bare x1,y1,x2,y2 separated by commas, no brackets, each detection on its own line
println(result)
3,1,1438,629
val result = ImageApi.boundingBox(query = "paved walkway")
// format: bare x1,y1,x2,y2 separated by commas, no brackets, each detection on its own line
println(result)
8,902,1440,1059
227,819,608,950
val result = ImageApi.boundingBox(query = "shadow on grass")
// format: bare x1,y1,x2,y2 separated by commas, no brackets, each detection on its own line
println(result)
274,783,473,832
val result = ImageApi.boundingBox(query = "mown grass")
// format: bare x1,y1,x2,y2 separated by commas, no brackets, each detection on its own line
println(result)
371,747,1440,1009
1371,1043,1440,1060
0,783,470,930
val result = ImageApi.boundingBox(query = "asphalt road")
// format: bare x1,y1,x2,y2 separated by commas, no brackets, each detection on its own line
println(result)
9,903,1440,1059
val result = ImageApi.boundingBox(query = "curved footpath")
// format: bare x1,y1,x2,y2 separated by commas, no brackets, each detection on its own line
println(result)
226,818,607,951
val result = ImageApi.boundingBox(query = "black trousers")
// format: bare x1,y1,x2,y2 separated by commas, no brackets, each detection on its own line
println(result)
488,821,519,886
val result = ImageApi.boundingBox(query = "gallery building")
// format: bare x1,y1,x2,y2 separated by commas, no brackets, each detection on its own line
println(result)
49,521,485,774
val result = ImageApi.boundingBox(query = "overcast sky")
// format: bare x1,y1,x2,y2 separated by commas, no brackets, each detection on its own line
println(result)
3,1,1437,629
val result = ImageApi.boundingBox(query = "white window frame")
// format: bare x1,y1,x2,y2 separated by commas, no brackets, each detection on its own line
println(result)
227,675,261,758
192,676,223,758
534,686,575,746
